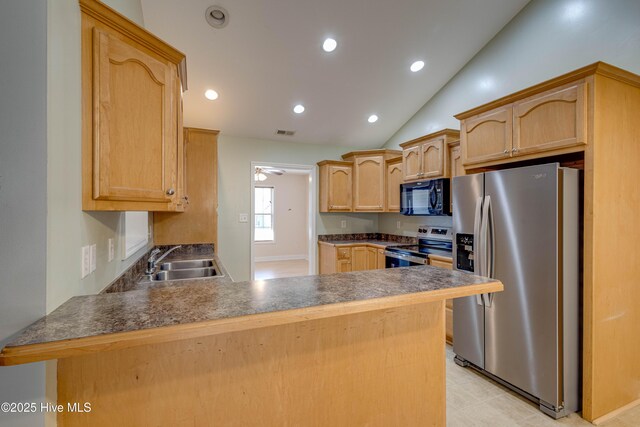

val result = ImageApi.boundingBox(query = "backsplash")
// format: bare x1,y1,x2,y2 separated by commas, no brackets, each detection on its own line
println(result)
378,213,453,236
318,233,417,244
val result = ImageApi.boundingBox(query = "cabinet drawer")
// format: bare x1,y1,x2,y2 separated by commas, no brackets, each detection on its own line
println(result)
513,82,587,155
430,259,452,269
337,248,351,260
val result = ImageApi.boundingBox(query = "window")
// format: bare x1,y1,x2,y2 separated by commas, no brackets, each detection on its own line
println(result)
255,187,274,242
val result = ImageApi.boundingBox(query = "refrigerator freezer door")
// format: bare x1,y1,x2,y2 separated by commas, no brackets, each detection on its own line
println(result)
483,164,561,406
452,173,485,369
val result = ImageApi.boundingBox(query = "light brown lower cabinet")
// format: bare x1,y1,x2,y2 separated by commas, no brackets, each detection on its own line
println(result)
318,242,386,274
429,255,454,344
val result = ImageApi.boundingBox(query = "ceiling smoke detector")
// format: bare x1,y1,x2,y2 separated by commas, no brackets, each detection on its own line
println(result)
205,5,229,29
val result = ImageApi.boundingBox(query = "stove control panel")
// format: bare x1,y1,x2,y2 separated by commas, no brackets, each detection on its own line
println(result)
418,226,452,242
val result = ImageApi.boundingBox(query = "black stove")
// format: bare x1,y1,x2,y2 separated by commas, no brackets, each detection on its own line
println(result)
385,226,453,267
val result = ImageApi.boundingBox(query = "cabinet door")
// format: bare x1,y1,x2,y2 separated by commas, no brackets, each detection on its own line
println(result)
92,28,176,203
513,82,587,156
366,247,378,270
462,106,512,166
327,165,352,211
337,260,352,273
386,162,402,212
351,246,368,271
448,144,462,213
353,156,384,211
421,139,445,178
402,145,422,181
377,249,386,269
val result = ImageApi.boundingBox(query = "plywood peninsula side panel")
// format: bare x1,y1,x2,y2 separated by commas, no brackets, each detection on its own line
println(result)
58,302,446,427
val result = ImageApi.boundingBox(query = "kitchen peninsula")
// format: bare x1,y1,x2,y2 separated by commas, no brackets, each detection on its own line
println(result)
0,266,501,426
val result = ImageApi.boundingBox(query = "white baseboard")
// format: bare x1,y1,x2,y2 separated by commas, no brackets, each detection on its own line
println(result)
255,255,309,262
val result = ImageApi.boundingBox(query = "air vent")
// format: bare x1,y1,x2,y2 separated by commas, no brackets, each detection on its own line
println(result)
275,129,296,136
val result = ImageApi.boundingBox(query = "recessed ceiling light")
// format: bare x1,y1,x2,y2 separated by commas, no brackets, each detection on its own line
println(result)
293,104,305,114
368,114,379,123
410,60,425,72
204,89,219,100
205,5,229,29
322,38,337,52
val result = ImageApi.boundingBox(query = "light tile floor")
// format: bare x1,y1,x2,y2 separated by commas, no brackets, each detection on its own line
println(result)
445,346,640,426
254,259,309,280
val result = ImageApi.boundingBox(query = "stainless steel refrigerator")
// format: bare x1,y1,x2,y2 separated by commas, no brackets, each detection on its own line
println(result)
452,163,580,419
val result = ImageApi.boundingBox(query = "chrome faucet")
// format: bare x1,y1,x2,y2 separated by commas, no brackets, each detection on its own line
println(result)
145,245,182,274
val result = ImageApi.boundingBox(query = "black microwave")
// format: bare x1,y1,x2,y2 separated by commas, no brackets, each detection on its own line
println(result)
400,179,450,216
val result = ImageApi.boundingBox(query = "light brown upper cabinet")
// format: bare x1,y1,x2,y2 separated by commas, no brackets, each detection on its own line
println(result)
154,128,219,247
318,161,353,212
80,0,187,211
385,156,403,212
457,79,590,169
400,129,460,182
341,150,402,212
513,82,587,156
460,107,512,166
448,141,463,212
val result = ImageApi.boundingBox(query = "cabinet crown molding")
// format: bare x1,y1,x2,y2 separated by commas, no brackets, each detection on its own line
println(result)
341,149,401,160
399,129,460,149
454,61,640,120
79,0,187,88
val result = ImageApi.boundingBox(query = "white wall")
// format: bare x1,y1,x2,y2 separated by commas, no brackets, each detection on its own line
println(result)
254,173,309,261
384,0,640,148
46,0,151,313
0,2,48,426
217,134,379,281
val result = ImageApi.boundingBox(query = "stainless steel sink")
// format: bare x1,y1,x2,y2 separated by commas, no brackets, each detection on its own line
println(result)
159,259,214,270
153,266,220,281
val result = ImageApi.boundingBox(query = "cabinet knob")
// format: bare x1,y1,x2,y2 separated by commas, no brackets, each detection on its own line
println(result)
512,148,518,153
378,205,383,208
503,150,508,154
166,188,176,196
329,205,334,209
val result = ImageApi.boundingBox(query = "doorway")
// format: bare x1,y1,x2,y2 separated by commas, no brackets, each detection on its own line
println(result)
250,162,316,280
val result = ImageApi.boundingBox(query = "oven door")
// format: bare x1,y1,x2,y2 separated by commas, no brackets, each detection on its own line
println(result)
384,251,428,268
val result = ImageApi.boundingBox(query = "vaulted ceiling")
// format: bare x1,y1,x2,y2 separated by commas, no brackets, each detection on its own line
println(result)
141,0,530,147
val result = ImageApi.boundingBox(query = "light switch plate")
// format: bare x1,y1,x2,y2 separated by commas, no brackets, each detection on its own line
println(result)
81,246,90,278
397,221,401,229
90,244,97,273
108,238,115,262
341,220,347,229
239,213,249,223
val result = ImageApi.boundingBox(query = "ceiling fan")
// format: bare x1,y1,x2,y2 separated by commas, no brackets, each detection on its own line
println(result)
255,166,285,181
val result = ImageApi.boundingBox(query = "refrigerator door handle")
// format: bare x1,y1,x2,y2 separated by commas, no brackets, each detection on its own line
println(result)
486,195,495,307
473,196,484,306
480,195,493,307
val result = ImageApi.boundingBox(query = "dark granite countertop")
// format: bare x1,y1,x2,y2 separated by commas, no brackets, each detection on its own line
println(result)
3,266,499,350
320,240,406,247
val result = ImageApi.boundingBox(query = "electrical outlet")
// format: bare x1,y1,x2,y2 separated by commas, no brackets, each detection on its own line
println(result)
108,238,115,262
396,220,401,229
239,213,249,223
81,246,91,278
90,244,97,273
341,220,347,229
